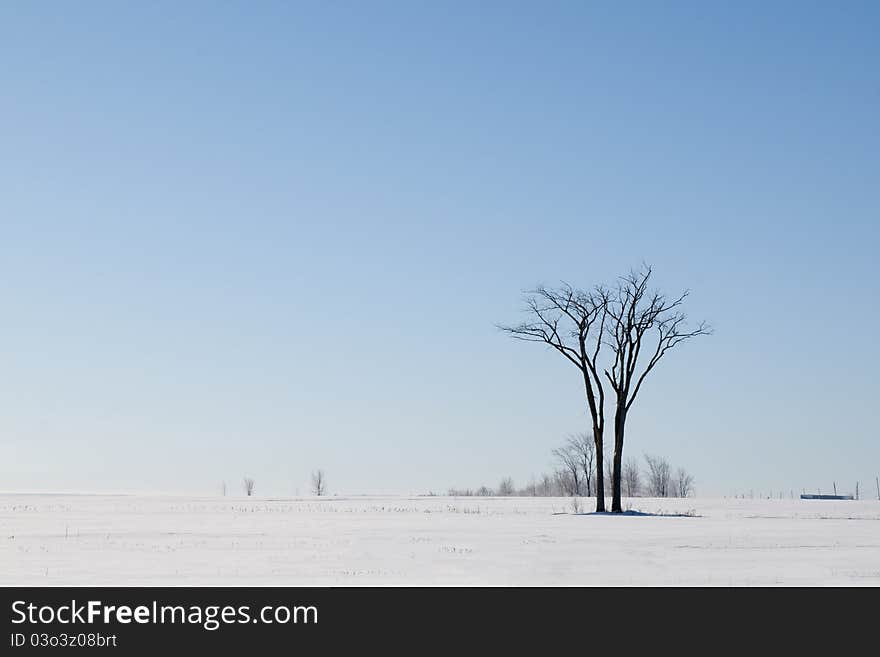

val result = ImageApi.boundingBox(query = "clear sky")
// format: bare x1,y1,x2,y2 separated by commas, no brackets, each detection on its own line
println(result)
2,1,878,497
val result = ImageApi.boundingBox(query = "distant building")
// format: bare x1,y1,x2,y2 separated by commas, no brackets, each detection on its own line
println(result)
800,494,854,500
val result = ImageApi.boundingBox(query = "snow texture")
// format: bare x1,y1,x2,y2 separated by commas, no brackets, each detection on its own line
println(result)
2,494,879,585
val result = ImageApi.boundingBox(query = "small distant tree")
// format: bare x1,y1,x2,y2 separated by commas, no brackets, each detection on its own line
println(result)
525,476,538,496
476,485,493,496
311,470,326,496
604,451,614,496
537,473,554,497
552,441,582,496
554,469,576,496
221,481,227,497
622,458,641,497
569,433,596,496
243,477,255,496
644,455,671,497
675,467,694,498
498,477,515,496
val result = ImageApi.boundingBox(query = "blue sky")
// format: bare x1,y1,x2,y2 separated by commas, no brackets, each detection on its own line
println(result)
1,1,878,496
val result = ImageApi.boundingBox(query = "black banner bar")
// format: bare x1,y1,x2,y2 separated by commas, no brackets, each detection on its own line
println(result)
1,587,871,653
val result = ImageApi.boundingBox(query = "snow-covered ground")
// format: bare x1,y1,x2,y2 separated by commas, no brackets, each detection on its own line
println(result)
2,494,879,585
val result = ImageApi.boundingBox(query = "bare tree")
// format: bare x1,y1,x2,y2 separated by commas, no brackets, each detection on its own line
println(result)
498,477,515,496
603,266,710,511
675,467,694,498
243,477,255,497
644,455,672,497
622,457,641,497
525,476,538,497
570,433,596,496
552,441,582,496
537,473,554,497
604,450,614,496
553,469,576,496
311,469,326,496
221,481,227,497
500,285,609,511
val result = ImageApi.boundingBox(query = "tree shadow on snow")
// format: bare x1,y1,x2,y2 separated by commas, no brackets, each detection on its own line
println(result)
556,509,700,518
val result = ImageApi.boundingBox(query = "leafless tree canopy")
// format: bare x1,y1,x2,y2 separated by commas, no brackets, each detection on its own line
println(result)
499,285,609,511
622,457,641,497
675,467,695,498
552,442,582,496
604,267,712,415
570,433,596,496
644,455,672,497
311,469,326,496
538,473,554,497
445,451,693,499
550,433,597,496
242,477,255,497
497,477,515,496
604,450,614,496
553,469,576,497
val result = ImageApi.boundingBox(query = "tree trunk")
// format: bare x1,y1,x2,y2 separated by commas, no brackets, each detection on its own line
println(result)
611,405,626,513
593,426,605,512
